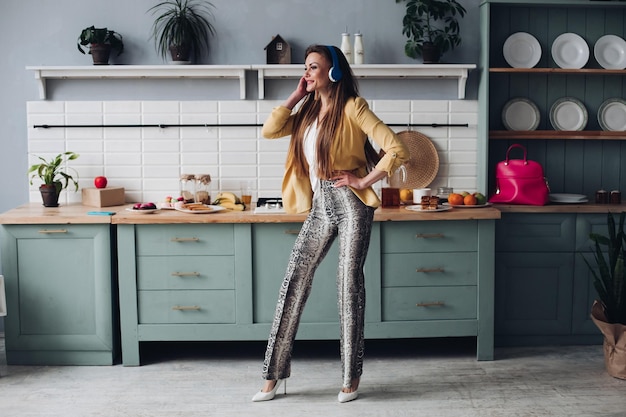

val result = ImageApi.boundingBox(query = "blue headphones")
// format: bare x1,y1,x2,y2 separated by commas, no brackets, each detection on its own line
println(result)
326,45,343,82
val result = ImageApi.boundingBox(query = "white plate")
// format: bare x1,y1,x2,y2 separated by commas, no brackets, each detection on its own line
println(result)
174,204,226,214
549,97,588,131
405,205,453,213
443,202,493,209
549,193,588,203
551,33,589,69
503,32,542,68
598,98,626,131
502,98,540,131
594,35,626,70
126,207,159,214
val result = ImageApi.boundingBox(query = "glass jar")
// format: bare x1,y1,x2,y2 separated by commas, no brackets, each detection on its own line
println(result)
195,174,212,204
437,187,453,202
179,174,196,203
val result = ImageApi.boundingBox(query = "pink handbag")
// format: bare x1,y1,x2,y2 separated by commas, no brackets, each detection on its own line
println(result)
489,144,550,205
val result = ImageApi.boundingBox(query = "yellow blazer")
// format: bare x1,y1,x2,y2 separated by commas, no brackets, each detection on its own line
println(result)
262,97,410,214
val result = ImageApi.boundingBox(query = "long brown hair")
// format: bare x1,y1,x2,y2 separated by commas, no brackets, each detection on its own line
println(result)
287,44,359,179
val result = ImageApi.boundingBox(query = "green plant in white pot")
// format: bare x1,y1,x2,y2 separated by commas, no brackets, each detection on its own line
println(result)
395,0,466,63
148,0,216,64
583,211,626,379
28,152,80,207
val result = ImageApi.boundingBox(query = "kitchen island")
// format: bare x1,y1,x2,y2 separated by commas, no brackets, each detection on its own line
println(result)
1,203,499,365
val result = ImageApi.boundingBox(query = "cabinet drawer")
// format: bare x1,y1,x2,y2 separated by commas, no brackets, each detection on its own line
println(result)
136,224,234,256
137,256,235,290
138,290,235,324
382,252,477,287
382,286,477,321
382,221,477,253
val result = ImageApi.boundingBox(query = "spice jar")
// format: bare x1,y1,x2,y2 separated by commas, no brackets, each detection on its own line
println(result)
595,189,609,204
195,174,212,204
179,174,196,203
610,190,621,205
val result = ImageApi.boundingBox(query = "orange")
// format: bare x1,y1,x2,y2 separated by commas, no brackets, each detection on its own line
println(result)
399,188,413,203
448,193,464,206
464,194,478,206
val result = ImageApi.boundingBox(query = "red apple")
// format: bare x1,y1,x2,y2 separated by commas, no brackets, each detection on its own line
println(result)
94,176,108,189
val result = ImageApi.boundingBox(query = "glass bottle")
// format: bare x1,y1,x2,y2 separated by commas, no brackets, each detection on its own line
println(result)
340,33,352,64
194,174,212,204
179,174,196,203
354,32,364,65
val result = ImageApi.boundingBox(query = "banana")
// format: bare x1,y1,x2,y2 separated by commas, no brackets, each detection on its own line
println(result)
212,192,245,210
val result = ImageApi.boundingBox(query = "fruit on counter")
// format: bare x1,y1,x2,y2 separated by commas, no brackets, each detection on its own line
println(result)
94,176,108,189
399,188,413,203
464,194,477,206
212,191,246,211
447,191,487,206
132,202,157,210
447,193,464,205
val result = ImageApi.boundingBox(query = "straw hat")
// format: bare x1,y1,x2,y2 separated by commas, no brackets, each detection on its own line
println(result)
394,130,439,189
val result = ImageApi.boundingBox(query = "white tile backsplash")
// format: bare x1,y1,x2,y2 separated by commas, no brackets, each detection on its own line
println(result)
27,99,479,205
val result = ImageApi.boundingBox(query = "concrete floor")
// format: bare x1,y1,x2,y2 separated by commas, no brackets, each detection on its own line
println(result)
1,337,625,417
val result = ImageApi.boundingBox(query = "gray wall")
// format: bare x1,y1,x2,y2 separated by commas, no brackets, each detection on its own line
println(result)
0,0,480,332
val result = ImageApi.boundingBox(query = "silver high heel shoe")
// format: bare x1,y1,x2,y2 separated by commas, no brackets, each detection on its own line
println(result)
251,379,286,402
338,389,358,403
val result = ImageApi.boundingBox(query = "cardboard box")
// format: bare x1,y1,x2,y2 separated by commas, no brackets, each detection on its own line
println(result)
82,187,125,207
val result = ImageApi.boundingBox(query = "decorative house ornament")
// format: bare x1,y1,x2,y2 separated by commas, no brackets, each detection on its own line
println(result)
265,34,291,64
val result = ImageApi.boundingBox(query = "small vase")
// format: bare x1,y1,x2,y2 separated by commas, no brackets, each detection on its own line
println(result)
39,185,60,207
422,42,441,64
89,44,112,65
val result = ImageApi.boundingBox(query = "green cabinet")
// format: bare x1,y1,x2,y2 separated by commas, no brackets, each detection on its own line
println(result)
479,0,626,197
494,213,603,346
117,219,496,365
0,224,116,365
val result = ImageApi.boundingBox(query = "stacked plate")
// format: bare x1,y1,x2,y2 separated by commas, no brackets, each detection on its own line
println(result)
594,34,626,70
549,193,588,204
549,97,588,131
598,98,626,131
503,32,542,68
502,98,540,131
551,33,589,69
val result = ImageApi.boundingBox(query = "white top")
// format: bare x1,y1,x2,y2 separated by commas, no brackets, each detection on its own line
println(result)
303,120,320,194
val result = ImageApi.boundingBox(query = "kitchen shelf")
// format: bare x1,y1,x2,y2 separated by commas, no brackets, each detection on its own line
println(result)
489,68,626,75
490,130,626,140
28,64,476,100
27,65,250,100
252,64,476,99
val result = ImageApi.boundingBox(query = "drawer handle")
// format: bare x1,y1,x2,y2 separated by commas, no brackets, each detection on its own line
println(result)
38,229,68,234
416,267,444,273
171,272,200,277
416,301,445,307
170,237,200,242
415,233,444,239
284,229,300,235
172,305,201,311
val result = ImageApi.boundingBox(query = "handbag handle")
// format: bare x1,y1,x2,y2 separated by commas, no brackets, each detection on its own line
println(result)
505,144,528,165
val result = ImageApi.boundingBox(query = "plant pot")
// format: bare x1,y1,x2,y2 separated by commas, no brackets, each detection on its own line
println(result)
422,42,441,64
591,300,626,380
169,44,191,63
39,184,60,207
90,43,112,65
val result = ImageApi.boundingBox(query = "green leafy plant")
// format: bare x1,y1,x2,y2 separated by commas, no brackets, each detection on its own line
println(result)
77,26,124,56
395,0,466,60
583,211,626,325
148,0,216,63
28,152,80,192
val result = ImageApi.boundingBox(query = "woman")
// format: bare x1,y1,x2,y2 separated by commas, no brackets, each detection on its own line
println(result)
253,44,409,403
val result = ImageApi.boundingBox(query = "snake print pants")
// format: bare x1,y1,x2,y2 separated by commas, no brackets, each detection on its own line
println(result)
261,179,375,388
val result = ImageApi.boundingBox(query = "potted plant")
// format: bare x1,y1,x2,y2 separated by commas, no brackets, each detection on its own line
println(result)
583,211,626,380
28,152,80,207
77,26,124,65
148,0,216,64
395,0,466,63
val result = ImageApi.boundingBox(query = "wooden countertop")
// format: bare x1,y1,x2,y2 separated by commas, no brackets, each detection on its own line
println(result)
0,203,501,224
